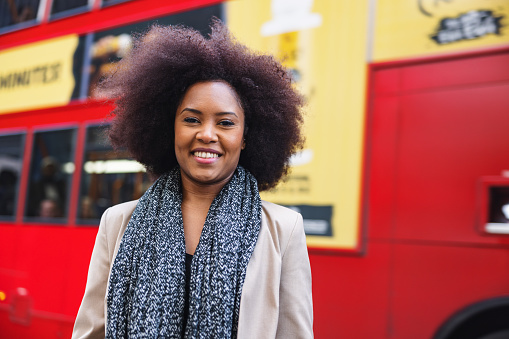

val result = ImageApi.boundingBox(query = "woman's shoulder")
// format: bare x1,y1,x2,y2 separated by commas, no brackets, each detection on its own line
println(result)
261,200,302,223
100,200,139,236
260,200,304,249
102,200,138,221
98,200,139,260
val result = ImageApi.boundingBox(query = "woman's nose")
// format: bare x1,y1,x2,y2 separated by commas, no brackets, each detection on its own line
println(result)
196,124,218,143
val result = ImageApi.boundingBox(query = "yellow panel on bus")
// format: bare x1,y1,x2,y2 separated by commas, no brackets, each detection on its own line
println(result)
373,0,509,61
0,35,78,114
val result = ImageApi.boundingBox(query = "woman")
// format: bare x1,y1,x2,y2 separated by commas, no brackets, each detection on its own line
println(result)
73,20,313,339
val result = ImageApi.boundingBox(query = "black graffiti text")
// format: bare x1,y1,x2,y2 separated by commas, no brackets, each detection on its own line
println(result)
431,10,504,44
0,62,62,91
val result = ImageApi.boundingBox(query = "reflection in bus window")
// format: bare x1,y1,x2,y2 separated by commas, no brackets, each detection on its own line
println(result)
88,33,132,98
88,4,222,97
26,129,76,220
78,125,152,224
0,0,39,29
0,134,24,218
51,0,88,16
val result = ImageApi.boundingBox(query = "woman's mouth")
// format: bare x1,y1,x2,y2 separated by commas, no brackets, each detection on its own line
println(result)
192,151,221,164
193,151,220,159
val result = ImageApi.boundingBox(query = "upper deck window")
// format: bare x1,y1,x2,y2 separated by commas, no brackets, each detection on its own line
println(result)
88,4,223,97
0,133,25,219
0,0,40,31
102,0,132,7
50,0,89,19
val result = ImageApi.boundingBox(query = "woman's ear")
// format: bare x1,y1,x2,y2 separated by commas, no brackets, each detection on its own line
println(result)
241,138,246,150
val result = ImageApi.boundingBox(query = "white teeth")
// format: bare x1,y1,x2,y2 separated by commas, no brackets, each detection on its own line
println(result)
194,152,219,159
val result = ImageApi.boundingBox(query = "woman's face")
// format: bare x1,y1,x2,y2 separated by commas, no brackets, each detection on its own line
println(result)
174,81,245,187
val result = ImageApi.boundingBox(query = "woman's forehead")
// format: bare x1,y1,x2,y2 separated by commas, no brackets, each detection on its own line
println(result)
179,81,244,114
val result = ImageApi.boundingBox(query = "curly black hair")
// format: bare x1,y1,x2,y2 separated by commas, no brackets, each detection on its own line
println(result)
104,19,304,191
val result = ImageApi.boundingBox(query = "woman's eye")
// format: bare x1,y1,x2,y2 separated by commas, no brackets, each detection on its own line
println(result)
183,117,199,123
219,120,235,126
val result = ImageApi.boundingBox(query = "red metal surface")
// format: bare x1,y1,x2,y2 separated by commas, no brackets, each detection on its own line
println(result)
310,242,391,338
394,84,509,244
0,224,98,338
347,46,509,339
401,51,509,92
365,95,400,240
309,46,509,338
391,243,509,339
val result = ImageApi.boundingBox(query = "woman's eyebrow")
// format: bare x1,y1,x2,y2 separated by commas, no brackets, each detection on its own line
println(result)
180,108,202,115
216,111,238,118
180,108,238,118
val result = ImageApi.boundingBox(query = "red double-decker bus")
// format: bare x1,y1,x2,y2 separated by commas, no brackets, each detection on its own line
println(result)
1,0,509,338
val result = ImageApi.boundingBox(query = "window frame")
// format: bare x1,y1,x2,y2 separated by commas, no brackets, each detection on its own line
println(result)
23,124,79,224
76,122,151,226
0,130,27,222
48,0,92,22
0,0,44,35
478,176,509,236
101,0,132,8
76,122,110,226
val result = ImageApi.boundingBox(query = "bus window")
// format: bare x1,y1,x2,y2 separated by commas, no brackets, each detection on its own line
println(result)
25,128,76,220
51,0,88,17
78,125,151,224
102,0,132,8
87,4,222,97
0,0,40,30
0,133,24,219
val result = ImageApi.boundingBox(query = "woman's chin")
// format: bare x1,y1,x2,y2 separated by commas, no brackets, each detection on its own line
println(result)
183,170,230,187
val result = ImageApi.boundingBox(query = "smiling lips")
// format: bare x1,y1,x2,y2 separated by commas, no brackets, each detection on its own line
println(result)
192,151,221,164
193,151,220,159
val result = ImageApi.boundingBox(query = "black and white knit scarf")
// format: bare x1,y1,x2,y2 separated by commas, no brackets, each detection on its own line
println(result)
106,166,261,338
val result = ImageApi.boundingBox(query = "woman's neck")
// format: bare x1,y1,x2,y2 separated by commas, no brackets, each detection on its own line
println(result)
180,170,231,254
180,172,229,206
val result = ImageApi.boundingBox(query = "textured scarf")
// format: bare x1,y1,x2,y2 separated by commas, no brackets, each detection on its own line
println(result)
106,166,261,338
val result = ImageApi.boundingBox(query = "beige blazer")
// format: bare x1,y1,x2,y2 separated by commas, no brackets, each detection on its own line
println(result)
72,200,313,338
